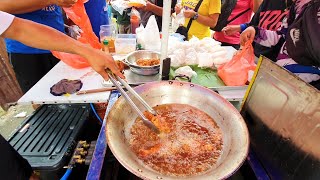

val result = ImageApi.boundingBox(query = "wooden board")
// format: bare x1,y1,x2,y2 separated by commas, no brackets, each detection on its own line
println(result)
0,38,23,110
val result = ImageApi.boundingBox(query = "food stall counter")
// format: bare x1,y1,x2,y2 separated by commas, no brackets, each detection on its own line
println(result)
18,46,246,105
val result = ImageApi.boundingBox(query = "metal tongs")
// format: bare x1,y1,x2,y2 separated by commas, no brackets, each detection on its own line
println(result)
107,72,160,134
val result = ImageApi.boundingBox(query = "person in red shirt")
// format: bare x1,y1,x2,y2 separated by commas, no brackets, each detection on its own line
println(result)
221,0,289,59
214,0,261,49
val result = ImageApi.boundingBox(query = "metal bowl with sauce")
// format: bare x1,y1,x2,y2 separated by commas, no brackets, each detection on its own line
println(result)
125,50,160,76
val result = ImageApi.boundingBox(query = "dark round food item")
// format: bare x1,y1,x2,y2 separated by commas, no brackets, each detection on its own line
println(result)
50,79,83,96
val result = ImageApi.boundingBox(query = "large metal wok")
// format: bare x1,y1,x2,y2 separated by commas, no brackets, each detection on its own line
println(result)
106,81,249,180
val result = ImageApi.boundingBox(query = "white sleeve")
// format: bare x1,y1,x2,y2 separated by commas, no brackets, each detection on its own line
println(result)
0,11,15,35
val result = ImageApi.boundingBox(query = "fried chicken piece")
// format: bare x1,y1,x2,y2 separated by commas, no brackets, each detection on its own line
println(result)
115,60,128,72
143,112,171,133
138,144,161,157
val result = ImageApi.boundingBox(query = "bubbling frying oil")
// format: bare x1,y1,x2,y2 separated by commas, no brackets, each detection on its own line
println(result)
129,104,223,176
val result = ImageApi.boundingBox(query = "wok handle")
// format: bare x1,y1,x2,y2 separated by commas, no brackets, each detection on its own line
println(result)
107,73,160,134
115,76,157,115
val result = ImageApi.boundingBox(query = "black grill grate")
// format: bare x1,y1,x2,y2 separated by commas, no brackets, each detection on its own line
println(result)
9,104,90,169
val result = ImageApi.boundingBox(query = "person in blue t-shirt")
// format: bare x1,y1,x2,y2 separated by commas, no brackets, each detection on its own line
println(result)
85,0,109,38
0,0,76,93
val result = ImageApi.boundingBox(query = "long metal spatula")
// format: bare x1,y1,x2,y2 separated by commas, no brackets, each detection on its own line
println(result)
107,72,160,134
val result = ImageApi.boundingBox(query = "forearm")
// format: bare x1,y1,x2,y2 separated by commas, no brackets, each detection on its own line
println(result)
196,14,219,28
148,3,163,16
3,17,87,56
147,0,176,17
2,16,124,81
0,0,54,14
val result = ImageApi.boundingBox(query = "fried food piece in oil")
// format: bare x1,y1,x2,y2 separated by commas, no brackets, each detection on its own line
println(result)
143,111,171,133
138,144,161,158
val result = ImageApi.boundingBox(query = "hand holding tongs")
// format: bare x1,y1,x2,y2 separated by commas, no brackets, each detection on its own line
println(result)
107,72,160,134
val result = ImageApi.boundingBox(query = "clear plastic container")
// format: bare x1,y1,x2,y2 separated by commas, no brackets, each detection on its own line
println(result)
115,34,137,54
100,25,116,53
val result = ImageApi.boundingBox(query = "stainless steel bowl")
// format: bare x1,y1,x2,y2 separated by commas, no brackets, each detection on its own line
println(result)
125,50,160,76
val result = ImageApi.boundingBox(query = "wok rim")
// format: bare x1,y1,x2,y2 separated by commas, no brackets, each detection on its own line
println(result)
106,80,250,180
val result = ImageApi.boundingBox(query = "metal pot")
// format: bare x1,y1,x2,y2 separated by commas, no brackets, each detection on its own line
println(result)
106,81,249,180
125,50,160,76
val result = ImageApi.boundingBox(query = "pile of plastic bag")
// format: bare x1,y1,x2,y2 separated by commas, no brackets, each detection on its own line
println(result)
168,36,231,68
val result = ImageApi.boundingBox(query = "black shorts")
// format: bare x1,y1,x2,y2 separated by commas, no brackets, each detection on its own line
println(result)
310,79,320,90
9,53,59,93
0,134,32,180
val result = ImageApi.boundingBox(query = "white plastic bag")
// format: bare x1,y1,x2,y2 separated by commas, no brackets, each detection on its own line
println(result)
144,15,161,51
211,50,227,59
189,36,200,44
167,35,229,67
136,24,145,48
111,0,130,15
65,24,83,40
172,9,185,32
212,57,227,68
130,7,141,19
175,66,197,79
170,48,185,67
198,53,214,68
185,47,198,65
210,50,228,67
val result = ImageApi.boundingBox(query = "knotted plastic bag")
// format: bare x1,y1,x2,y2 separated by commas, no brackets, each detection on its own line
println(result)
218,41,256,86
172,9,185,32
111,0,130,15
52,0,101,69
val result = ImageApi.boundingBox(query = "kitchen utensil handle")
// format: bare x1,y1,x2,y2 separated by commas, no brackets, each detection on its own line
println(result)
76,87,117,95
115,76,157,115
107,73,160,133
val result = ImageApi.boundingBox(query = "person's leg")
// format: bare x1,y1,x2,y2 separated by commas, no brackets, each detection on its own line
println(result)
0,134,33,180
9,53,36,93
118,24,132,34
9,53,59,93
45,53,60,70
124,24,132,34
118,24,126,34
